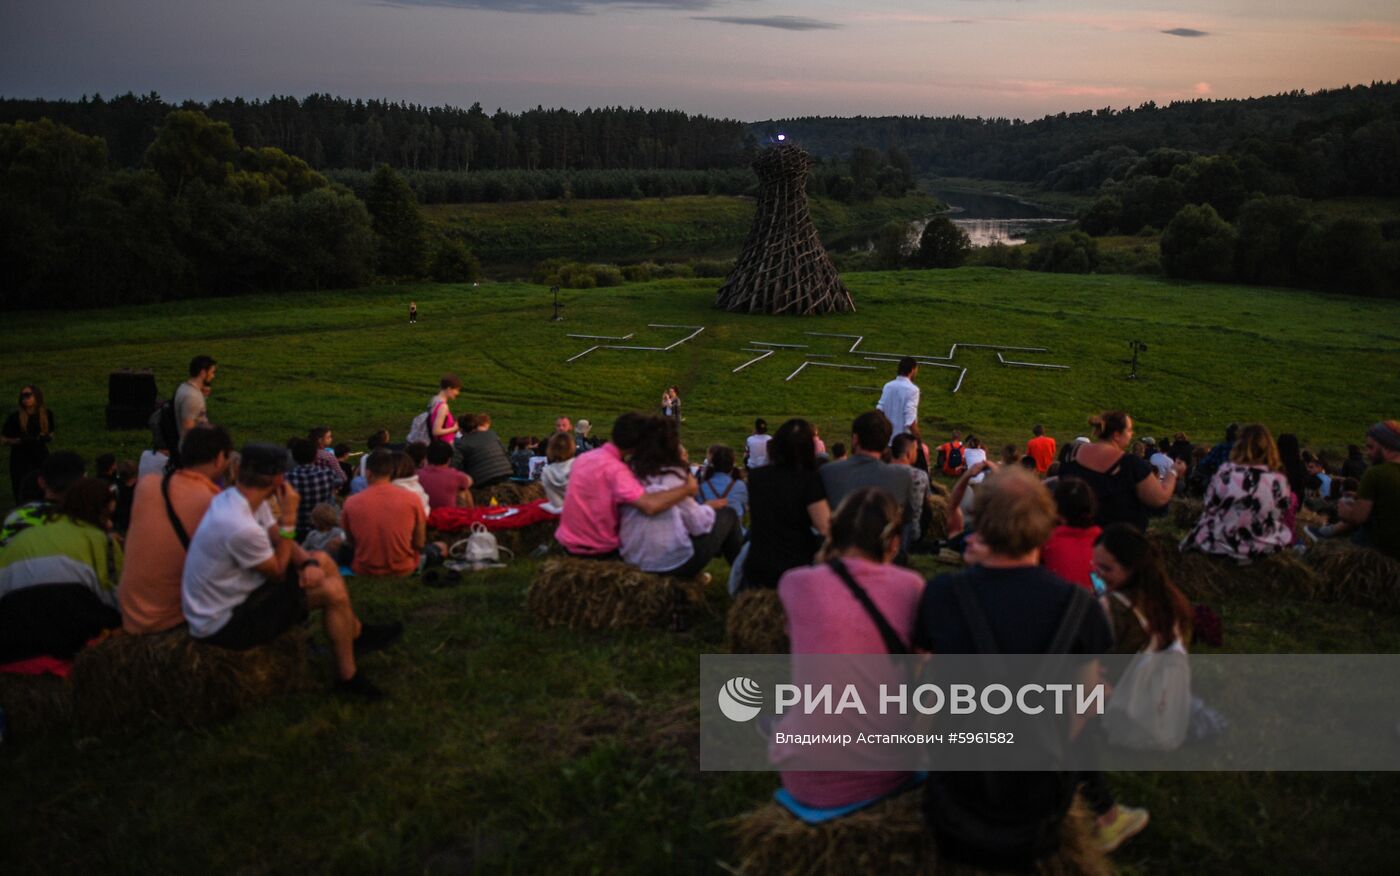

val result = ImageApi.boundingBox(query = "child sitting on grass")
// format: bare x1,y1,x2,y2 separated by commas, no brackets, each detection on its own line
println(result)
302,502,346,555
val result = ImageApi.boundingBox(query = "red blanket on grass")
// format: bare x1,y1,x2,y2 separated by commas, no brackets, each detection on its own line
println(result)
428,499,559,534
0,655,73,679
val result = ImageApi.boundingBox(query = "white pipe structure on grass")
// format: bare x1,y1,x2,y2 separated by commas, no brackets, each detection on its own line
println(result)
566,333,635,341
785,361,876,383
732,350,775,373
564,324,705,361
996,351,1070,370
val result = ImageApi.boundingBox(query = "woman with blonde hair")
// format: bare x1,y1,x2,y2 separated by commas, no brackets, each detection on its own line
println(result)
3,385,55,502
1185,423,1294,560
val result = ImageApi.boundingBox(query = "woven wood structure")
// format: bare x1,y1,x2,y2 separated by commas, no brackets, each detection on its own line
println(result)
716,145,855,316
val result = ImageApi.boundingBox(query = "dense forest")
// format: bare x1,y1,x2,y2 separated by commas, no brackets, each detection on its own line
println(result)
0,94,756,173
754,81,1400,198
3,83,1397,306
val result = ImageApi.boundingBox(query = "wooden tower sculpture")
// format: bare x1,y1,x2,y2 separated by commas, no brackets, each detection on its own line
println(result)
715,145,855,316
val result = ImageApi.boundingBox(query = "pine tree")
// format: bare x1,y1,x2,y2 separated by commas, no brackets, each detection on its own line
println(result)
364,163,427,277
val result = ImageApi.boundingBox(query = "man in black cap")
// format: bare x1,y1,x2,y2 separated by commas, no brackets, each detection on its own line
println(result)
181,442,401,699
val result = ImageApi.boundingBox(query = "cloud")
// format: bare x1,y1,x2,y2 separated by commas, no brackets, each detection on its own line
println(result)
692,15,841,31
1161,27,1209,37
381,0,716,13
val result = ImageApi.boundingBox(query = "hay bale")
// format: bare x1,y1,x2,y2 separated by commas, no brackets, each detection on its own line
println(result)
69,626,315,734
487,519,559,559
1307,541,1400,612
471,481,545,507
730,788,935,876
728,790,1110,876
527,557,707,630
1170,498,1204,531
1156,533,1324,603
0,672,73,739
726,589,789,654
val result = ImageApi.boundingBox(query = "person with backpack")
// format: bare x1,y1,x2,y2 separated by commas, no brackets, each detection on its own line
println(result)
175,355,217,442
117,426,233,635
914,469,1146,864
771,487,923,808
698,445,748,528
935,430,967,478
428,374,462,445
1058,411,1182,531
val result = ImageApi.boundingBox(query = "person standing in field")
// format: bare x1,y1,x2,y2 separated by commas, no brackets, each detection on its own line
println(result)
1027,424,1057,475
2,385,54,503
429,374,462,446
409,301,418,324
876,357,920,446
175,355,217,442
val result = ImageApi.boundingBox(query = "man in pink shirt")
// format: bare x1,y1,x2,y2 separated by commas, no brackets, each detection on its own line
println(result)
555,413,698,558
417,441,473,510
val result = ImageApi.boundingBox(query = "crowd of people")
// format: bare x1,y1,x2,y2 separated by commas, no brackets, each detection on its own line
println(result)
2,354,1398,868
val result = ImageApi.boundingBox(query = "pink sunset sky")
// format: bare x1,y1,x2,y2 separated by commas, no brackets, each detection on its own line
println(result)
2,0,1397,119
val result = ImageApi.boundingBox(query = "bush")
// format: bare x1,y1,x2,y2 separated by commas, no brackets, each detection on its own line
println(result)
690,258,734,278
1298,218,1393,296
1028,231,1100,273
1078,195,1121,236
912,217,971,268
968,242,1026,270
621,262,656,282
1233,196,1312,286
429,236,481,283
1160,203,1237,281
593,264,624,287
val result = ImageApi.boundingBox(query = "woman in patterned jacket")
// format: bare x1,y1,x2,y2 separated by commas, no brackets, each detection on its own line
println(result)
1185,423,1295,561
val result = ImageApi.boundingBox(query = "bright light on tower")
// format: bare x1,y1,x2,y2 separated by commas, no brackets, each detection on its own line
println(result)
776,133,786,142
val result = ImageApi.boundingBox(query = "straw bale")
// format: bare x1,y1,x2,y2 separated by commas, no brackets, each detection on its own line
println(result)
726,589,789,654
1170,498,1204,531
1306,541,1400,612
0,672,73,739
728,790,1111,876
471,481,545,507
69,626,314,734
528,557,707,630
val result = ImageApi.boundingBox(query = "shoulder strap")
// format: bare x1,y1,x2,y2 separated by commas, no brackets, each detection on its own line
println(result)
828,559,908,655
161,471,192,550
950,574,1001,654
719,477,736,499
1047,589,1092,654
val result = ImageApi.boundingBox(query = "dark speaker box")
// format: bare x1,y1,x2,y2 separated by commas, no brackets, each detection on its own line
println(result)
108,370,157,409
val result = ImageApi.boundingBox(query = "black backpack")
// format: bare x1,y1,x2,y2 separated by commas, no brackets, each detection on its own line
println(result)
923,576,1092,871
150,391,182,467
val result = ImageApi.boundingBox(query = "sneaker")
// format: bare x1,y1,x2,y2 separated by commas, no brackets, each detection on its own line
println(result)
334,672,387,702
353,621,404,656
1094,805,1150,853
695,572,713,587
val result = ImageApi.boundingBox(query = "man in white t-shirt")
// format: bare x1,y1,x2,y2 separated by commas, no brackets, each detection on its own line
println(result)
1147,439,1175,480
175,355,218,440
182,442,402,700
876,357,921,446
746,418,772,469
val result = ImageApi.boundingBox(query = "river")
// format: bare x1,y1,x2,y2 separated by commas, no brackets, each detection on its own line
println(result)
827,188,1070,254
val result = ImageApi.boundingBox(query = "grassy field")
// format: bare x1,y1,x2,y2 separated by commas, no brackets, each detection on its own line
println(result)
423,193,944,268
3,270,1400,874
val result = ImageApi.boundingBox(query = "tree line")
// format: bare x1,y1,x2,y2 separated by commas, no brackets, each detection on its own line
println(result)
0,93,756,173
0,111,476,310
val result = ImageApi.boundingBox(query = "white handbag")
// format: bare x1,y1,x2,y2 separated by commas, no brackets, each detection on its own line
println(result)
1103,592,1192,751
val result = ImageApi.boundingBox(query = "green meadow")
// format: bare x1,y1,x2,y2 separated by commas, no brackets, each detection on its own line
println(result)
423,193,943,266
3,269,1400,873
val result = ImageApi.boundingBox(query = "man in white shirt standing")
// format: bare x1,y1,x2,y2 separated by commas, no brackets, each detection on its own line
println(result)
182,442,401,700
877,357,921,446
175,355,217,441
